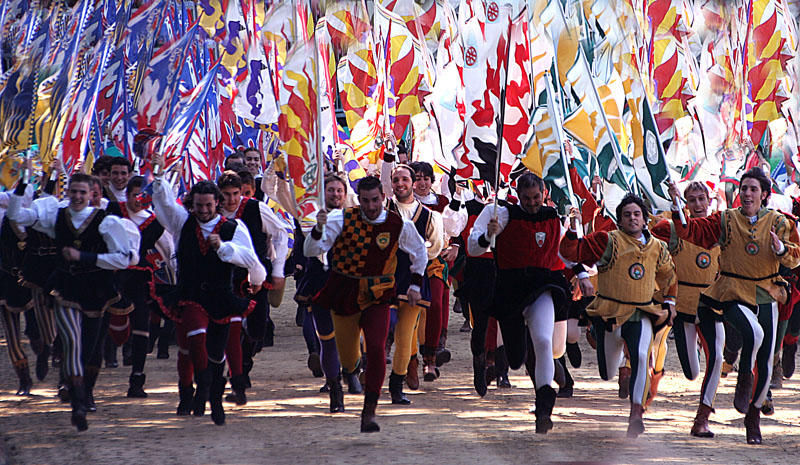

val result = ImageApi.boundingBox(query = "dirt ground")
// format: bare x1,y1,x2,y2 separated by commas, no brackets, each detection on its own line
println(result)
2,281,799,465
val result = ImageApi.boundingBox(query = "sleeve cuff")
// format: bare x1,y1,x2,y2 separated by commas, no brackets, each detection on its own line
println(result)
310,227,323,240
410,273,423,287
565,230,578,240
663,299,676,306
216,242,234,261
576,272,590,280
448,199,462,211
14,181,27,196
383,152,396,163
775,241,786,256
79,251,98,264
477,234,490,248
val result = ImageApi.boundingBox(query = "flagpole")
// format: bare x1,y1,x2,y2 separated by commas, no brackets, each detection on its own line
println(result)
544,70,582,238
311,7,325,211
490,10,514,249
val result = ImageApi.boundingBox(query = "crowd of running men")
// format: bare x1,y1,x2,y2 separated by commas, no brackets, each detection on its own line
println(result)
2,146,799,445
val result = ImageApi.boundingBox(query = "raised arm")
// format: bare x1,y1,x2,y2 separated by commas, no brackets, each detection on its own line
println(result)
671,211,722,250
466,204,509,256
558,230,610,266
303,208,344,257
151,177,189,235
258,202,290,278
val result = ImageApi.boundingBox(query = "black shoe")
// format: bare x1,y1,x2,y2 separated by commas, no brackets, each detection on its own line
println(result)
192,369,212,416
435,348,452,367
319,383,330,393
534,385,557,434
307,352,324,378
566,342,582,368
69,378,89,432
58,383,71,403
328,376,345,413
224,374,248,406
389,372,411,405
105,360,118,368
209,365,226,425
14,364,33,396
177,384,194,416
783,342,797,378
459,319,472,332
557,384,574,398
36,345,51,381
52,355,61,368
84,367,100,413
343,367,363,394
496,374,513,388
473,354,487,397
761,390,774,416
127,373,148,398
156,346,170,359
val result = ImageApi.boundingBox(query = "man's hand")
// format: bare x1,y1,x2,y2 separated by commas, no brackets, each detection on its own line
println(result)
667,180,681,205
440,245,458,262
407,288,422,308
577,277,595,298
771,226,783,253
591,175,602,193
62,247,81,262
208,234,222,251
486,218,501,238
270,276,285,290
315,210,328,232
568,206,581,231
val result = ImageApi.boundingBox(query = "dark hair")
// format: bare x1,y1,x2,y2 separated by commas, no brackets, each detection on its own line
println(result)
217,171,243,190
409,161,433,179
516,172,545,192
184,180,222,212
243,148,261,158
740,167,771,206
226,161,246,173
127,175,145,192
616,193,649,219
91,156,112,175
391,164,415,179
237,170,255,187
108,157,133,171
224,152,245,169
325,173,348,191
69,172,94,187
683,181,709,199
356,175,383,195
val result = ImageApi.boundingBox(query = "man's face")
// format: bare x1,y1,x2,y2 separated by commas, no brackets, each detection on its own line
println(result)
96,168,110,186
325,181,346,210
619,203,645,236
518,185,544,214
110,164,130,190
358,187,385,221
244,151,261,176
69,182,91,211
740,178,767,214
685,189,710,218
413,173,432,197
220,186,242,213
241,183,255,198
89,182,102,207
192,193,218,223
391,168,414,202
126,186,144,213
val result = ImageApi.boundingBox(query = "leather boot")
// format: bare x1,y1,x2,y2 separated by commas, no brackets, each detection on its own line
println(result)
733,369,753,414
406,355,420,390
307,352,323,378
690,403,715,438
343,365,363,394
627,403,645,438
327,375,345,413
192,368,212,416
744,404,762,444
534,385,557,434
389,372,411,405
495,346,512,388
209,363,226,425
176,384,194,416
435,329,451,367
69,376,88,431
14,361,33,396
422,346,438,382
557,357,574,398
618,366,631,399
84,366,100,412
31,339,50,381
770,357,783,389
127,373,148,398
644,369,664,409
225,374,248,405
58,370,70,403
122,340,133,366
566,342,582,368
360,391,380,433
473,353,487,397
782,341,796,378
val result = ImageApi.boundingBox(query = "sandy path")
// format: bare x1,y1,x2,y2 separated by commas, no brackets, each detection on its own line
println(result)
2,282,799,464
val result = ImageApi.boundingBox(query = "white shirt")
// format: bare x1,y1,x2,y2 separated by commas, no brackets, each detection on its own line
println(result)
303,208,427,293
122,205,177,279
221,199,290,278
392,198,445,260
415,191,468,238
151,177,267,285
109,185,127,203
7,195,138,270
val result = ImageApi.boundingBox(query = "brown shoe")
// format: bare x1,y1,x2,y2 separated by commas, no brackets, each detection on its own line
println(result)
422,347,438,382
733,369,753,414
618,366,631,399
406,355,420,390
744,404,762,445
690,403,715,438
360,392,380,433
626,403,645,438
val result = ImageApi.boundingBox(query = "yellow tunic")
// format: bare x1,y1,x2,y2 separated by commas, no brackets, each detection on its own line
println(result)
588,230,677,325
665,221,720,316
